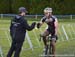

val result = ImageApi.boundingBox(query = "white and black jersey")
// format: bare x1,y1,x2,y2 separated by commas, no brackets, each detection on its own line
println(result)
41,15,57,34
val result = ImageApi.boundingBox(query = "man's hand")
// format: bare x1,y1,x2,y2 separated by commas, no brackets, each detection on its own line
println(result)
32,22,36,26
32,22,36,28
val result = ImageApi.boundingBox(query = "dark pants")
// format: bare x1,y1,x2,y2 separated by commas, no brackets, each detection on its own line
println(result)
7,40,23,57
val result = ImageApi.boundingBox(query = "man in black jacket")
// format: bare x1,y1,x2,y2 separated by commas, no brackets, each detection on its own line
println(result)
7,7,36,57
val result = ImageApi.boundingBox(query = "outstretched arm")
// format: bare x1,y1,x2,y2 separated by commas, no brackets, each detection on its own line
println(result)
37,17,46,28
23,19,36,31
37,21,44,28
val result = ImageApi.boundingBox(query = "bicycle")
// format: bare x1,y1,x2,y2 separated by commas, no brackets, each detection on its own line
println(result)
40,35,54,57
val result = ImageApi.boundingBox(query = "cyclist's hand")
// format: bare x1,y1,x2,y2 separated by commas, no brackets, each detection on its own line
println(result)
37,23,41,28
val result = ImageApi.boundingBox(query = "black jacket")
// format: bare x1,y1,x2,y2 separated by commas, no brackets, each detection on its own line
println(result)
10,15,35,42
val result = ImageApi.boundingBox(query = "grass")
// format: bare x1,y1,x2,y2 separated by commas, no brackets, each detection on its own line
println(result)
0,18,75,57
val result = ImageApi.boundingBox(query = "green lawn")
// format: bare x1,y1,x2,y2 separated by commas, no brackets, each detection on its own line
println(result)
0,18,75,57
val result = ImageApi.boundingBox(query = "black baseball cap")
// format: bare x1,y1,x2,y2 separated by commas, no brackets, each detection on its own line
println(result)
19,7,28,13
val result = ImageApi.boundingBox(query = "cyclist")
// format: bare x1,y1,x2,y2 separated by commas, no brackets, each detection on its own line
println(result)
37,7,58,57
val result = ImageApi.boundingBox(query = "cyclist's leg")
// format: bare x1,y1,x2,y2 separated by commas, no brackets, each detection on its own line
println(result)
40,30,49,47
50,35,57,57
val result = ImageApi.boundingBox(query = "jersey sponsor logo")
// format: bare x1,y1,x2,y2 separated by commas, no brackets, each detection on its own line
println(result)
45,18,53,23
12,21,20,27
49,18,53,22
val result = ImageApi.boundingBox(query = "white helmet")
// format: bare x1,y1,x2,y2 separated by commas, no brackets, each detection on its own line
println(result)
44,7,52,13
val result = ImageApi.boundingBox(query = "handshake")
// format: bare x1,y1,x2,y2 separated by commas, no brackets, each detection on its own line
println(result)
32,22,41,29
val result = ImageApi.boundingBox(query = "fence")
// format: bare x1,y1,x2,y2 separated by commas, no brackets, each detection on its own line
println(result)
0,14,75,57
0,23,75,57
0,14,75,20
